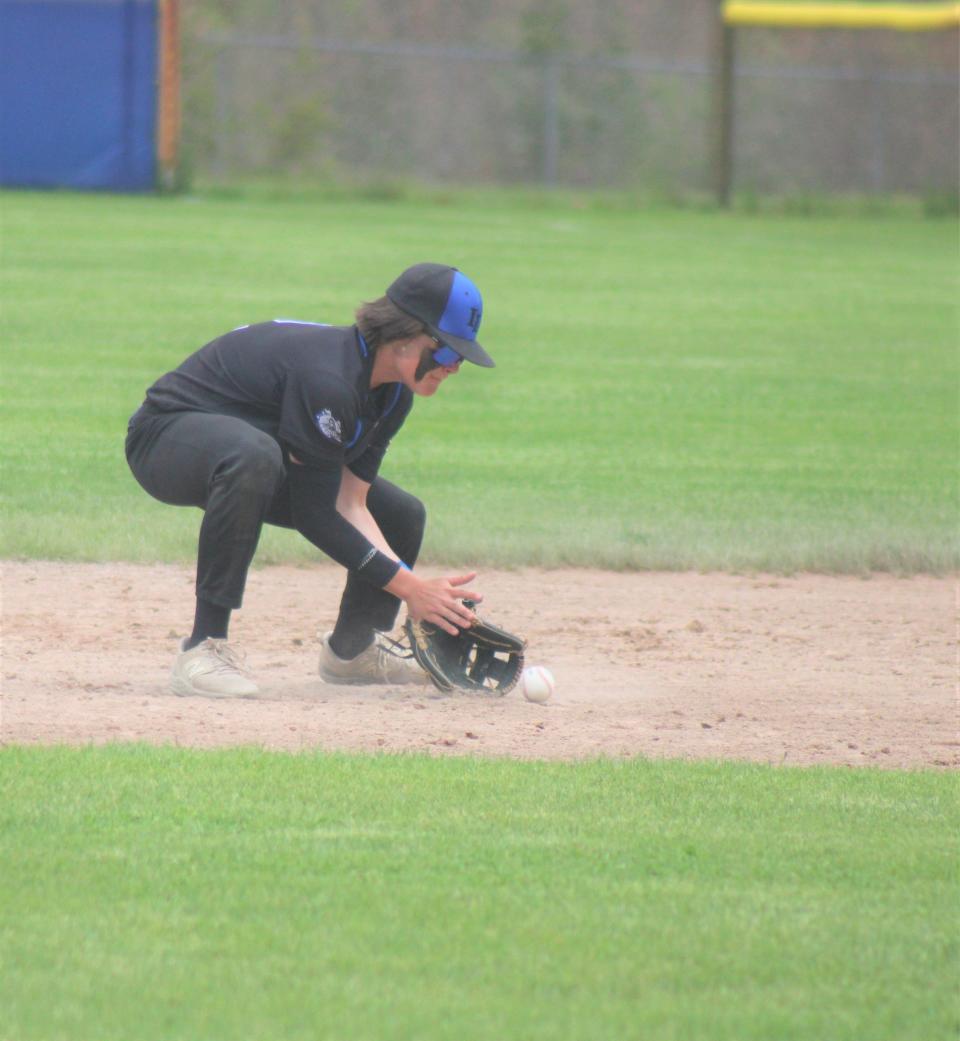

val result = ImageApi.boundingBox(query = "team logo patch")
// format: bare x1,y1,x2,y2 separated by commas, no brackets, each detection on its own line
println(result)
315,409,343,443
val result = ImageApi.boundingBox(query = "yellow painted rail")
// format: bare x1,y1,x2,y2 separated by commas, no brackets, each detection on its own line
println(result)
724,1,960,30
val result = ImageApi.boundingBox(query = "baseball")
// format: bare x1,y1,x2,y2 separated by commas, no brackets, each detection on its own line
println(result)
520,665,555,703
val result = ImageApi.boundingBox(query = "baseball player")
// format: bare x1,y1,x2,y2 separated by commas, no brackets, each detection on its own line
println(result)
125,263,493,697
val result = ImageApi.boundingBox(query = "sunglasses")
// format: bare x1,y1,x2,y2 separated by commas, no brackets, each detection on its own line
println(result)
428,335,463,368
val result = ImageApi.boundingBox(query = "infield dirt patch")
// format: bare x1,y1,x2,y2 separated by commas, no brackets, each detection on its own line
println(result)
2,561,956,769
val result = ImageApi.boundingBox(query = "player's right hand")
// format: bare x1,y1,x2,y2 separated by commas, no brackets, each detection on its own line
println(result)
392,571,482,635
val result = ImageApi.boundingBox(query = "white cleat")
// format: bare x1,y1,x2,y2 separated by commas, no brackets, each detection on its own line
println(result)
170,638,260,698
319,632,428,686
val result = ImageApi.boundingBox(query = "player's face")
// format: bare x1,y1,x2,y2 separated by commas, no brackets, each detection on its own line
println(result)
406,335,463,396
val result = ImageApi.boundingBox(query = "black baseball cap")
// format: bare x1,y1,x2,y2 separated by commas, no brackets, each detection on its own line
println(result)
386,263,494,368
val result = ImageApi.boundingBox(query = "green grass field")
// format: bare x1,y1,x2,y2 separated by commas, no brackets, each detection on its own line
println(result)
2,746,956,1041
1,187,957,572
2,188,957,1040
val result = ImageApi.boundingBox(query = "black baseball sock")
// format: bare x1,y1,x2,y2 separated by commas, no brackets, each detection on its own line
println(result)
185,598,231,650
328,625,375,661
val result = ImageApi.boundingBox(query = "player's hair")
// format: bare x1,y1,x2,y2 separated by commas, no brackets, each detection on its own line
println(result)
355,296,426,351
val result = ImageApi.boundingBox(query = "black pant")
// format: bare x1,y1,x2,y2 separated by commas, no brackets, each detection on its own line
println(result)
125,408,425,634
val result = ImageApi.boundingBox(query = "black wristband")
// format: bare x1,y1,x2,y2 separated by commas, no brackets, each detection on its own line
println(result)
356,549,402,589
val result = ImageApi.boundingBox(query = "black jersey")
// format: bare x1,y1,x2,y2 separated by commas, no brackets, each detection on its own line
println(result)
144,321,413,482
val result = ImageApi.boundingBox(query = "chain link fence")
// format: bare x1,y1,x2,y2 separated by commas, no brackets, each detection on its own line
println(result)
182,20,958,196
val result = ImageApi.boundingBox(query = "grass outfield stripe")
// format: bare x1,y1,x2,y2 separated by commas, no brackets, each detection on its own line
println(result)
1,745,956,1041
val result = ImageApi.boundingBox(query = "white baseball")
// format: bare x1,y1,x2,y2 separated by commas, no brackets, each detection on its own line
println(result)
520,665,555,703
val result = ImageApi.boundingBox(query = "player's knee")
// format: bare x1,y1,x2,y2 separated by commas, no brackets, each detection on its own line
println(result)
400,491,426,538
220,439,285,496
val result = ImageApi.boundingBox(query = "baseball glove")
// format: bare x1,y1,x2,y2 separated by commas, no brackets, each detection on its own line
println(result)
404,600,526,695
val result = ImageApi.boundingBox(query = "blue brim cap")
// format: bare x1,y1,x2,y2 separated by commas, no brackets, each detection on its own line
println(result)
386,263,495,367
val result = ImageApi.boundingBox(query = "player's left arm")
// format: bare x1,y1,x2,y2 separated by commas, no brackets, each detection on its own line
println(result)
335,467,479,633
335,467,399,562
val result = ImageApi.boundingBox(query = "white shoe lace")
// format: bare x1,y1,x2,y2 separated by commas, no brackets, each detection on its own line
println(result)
375,633,413,659
192,640,248,677
372,635,418,678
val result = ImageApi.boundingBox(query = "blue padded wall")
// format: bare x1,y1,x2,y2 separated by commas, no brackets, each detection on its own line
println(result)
0,0,157,190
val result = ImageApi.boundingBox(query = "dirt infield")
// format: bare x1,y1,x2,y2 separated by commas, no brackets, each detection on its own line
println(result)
2,561,956,769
